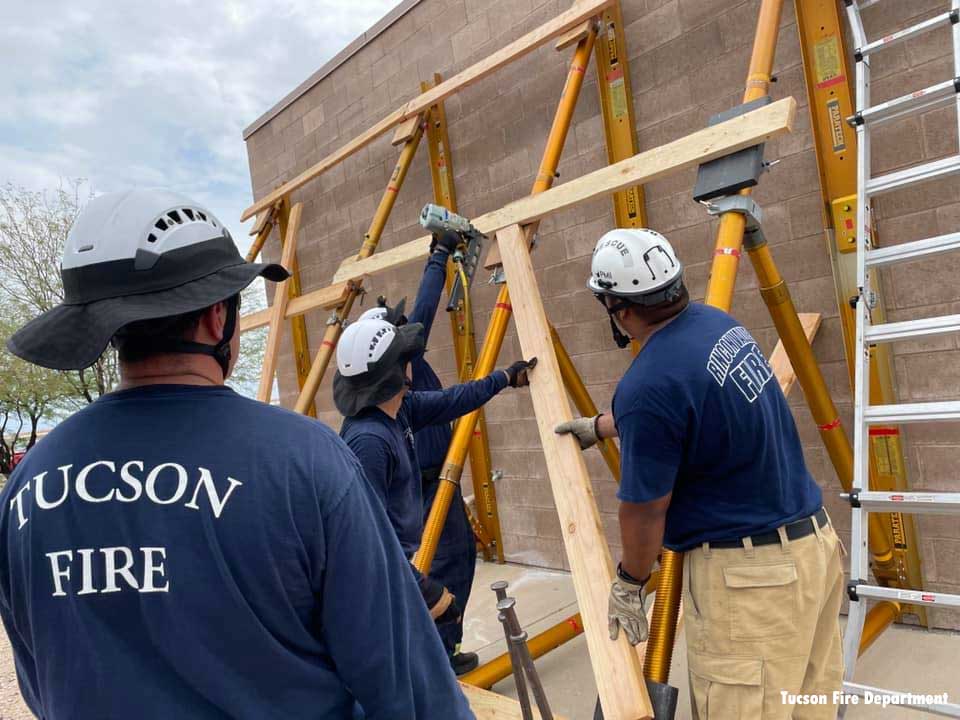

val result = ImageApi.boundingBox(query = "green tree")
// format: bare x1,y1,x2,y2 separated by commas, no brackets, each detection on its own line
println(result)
0,313,73,473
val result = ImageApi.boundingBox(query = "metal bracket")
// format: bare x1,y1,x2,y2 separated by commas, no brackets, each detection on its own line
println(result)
703,195,767,249
489,267,506,285
847,580,861,602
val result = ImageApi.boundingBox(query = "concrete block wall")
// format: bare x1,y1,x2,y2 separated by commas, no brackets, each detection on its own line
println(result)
244,0,960,628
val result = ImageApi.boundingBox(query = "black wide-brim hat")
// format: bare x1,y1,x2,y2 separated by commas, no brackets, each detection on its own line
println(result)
7,235,289,371
333,322,425,418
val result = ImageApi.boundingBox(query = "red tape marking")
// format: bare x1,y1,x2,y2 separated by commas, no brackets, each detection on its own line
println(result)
495,303,513,312
321,340,336,349
869,428,900,437
715,247,742,258
386,185,399,194
818,417,842,431
568,618,582,632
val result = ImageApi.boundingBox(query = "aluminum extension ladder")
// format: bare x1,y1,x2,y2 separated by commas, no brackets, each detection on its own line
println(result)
841,0,960,716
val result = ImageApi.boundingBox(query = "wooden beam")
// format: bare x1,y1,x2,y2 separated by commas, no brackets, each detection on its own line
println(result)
482,96,796,267
555,19,594,51
770,312,822,397
330,96,796,283
239,280,354,334
256,202,303,402
497,223,652,719
249,203,276,236
391,115,422,146
240,309,270,333
241,0,615,221
461,683,568,720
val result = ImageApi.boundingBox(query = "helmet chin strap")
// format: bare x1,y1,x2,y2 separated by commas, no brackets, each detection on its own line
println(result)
157,295,239,378
594,294,633,349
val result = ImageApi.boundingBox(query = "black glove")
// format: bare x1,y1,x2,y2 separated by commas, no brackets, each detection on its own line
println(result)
419,573,462,626
502,357,538,388
429,230,460,256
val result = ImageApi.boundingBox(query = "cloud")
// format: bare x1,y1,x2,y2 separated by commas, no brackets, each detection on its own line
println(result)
0,0,400,253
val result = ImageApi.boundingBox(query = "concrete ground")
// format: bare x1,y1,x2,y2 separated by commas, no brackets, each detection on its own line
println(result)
465,561,960,719
0,560,955,718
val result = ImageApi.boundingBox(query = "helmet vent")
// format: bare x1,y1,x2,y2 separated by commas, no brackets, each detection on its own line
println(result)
167,210,183,224
183,208,195,221
155,218,168,231
146,233,157,244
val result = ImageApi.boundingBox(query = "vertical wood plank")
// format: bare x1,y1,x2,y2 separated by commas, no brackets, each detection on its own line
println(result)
256,201,303,402
497,222,652,719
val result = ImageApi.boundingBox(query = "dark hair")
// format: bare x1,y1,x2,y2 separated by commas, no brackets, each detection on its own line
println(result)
111,307,208,363
624,282,689,324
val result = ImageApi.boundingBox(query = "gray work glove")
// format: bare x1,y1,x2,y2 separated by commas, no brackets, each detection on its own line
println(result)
554,414,601,450
608,564,650,646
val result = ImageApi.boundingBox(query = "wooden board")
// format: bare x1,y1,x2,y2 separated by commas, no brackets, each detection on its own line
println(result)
391,114,421,146
461,683,568,720
483,96,796,267
555,19,594,50
256,202,303,402
239,281,354,335
770,312,822,397
241,0,615,221
497,222,652,720
332,97,797,283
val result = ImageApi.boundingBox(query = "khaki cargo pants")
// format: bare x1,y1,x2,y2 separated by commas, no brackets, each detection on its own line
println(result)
683,513,845,719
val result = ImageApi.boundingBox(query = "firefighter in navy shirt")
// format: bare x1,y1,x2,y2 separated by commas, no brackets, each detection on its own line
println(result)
334,316,534,657
556,228,844,719
354,230,483,675
0,189,473,719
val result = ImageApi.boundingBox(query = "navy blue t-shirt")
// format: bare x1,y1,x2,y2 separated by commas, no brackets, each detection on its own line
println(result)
614,303,822,551
0,385,473,720
340,373,508,555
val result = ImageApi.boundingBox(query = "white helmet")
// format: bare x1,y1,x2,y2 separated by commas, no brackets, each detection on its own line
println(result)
358,307,388,322
7,188,287,372
587,228,683,306
336,319,399,377
333,318,425,417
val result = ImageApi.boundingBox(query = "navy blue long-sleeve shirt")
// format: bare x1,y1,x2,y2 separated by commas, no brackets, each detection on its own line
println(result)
408,250,453,471
340,373,508,556
0,385,473,720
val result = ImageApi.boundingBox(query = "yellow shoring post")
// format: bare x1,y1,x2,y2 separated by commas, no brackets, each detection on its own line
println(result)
744,236,895,569
793,0,925,621
645,0,786,686
414,25,599,575
421,73,503,563
292,116,427,414
244,203,278,263
276,197,317,417
551,326,621,482
860,601,900,655
463,613,585,689
593,1,646,231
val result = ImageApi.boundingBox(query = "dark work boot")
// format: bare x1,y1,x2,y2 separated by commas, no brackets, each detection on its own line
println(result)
450,651,479,676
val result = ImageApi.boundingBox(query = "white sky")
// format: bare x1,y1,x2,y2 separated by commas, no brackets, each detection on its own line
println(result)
1,0,400,253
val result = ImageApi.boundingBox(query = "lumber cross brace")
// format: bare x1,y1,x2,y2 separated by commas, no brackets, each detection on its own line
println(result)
313,98,797,292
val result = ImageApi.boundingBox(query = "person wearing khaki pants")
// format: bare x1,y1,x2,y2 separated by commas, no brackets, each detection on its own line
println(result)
557,229,846,719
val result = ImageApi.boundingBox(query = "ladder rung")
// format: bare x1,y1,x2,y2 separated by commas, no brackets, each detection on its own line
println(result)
865,401,960,424
855,10,960,60
865,231,960,267
865,313,960,343
867,155,960,196
850,78,960,127
843,682,960,717
851,490,960,514
855,583,960,608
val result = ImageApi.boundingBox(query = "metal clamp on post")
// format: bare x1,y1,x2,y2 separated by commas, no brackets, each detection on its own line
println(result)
704,195,767,250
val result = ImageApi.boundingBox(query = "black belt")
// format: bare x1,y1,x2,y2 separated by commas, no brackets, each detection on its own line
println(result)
707,508,828,549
